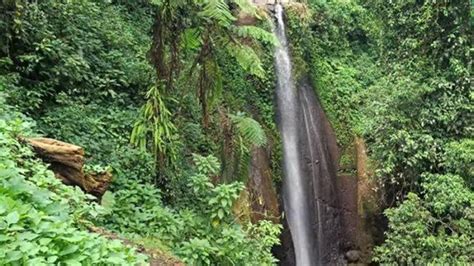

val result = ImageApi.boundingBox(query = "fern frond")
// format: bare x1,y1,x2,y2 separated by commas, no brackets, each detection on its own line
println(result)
236,137,252,182
181,28,203,51
199,0,235,27
230,113,267,147
232,25,277,46
226,43,265,78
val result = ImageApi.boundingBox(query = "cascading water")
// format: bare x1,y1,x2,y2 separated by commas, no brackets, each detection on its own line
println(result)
274,4,315,266
273,3,349,265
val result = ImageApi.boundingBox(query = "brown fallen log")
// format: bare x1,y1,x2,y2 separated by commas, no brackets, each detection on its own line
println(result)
83,171,113,198
21,137,112,198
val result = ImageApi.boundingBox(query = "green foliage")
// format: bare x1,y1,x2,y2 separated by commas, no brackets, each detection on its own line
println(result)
367,0,471,68
199,0,235,27
360,1,472,262
176,238,216,265
443,139,474,187
374,174,473,264
247,220,282,264
131,85,179,170
188,155,244,224
224,112,269,182
100,181,180,242
192,153,221,176
0,100,147,265
1,1,281,265
38,102,138,165
226,43,266,79
359,1,471,200
100,153,281,265
230,112,267,148
1,0,153,114
233,25,277,46
290,1,472,263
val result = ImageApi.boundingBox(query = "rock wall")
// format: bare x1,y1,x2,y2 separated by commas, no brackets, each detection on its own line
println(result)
297,78,345,264
274,78,380,265
247,146,280,223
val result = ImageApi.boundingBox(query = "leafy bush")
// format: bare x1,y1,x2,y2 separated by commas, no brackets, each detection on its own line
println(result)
374,174,473,264
443,139,474,187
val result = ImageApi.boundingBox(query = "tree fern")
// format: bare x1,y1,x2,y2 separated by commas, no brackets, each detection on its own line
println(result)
146,0,275,132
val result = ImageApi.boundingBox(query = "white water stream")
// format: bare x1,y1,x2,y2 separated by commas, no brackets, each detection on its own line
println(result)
274,4,315,266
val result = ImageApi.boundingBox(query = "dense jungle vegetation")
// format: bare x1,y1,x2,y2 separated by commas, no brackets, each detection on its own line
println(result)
0,0,472,265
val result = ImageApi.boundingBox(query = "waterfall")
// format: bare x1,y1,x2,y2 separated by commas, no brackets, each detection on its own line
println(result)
274,4,315,266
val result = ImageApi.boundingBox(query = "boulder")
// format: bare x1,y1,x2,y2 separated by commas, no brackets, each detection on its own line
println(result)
345,250,361,263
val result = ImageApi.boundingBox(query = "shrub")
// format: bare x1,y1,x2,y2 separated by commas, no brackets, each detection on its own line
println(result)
374,174,473,264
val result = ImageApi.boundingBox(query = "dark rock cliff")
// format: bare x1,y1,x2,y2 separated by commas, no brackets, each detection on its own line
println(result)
276,78,361,265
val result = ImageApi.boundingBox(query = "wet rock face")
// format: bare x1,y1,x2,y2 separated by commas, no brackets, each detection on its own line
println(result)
276,78,356,265
247,146,280,223
345,250,361,263
297,78,346,265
